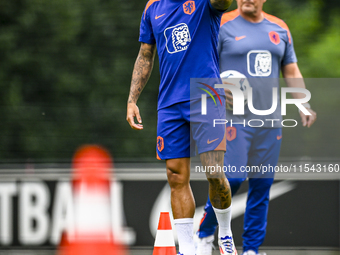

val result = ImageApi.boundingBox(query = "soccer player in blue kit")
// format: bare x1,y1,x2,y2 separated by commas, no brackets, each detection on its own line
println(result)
195,0,317,255
126,0,238,254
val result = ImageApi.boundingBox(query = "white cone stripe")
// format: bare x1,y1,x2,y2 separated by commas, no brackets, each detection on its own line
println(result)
154,230,175,247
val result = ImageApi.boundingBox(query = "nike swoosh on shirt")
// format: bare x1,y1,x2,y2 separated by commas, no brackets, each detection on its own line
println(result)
277,135,282,140
207,138,219,144
235,35,246,41
155,13,165,19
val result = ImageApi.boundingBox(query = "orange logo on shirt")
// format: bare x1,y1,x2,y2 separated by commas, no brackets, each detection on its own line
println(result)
235,35,246,41
157,136,164,152
277,135,282,140
155,13,165,19
269,31,280,45
226,126,236,141
183,1,195,15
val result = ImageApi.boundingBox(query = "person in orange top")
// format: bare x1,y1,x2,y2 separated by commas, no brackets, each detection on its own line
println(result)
195,1,316,255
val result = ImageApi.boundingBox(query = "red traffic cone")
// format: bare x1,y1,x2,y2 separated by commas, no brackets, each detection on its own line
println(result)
57,145,126,255
153,212,176,255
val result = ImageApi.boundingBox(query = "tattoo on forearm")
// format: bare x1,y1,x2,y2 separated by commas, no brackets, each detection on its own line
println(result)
128,44,156,104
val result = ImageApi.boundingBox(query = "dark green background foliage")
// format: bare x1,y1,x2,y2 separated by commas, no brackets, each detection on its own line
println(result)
0,0,339,163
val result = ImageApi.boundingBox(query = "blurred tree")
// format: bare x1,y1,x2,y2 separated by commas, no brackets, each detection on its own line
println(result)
0,0,338,163
0,0,159,162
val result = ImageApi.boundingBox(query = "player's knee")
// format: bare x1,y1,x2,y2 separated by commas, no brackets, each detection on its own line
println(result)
167,172,184,189
166,168,189,188
166,159,190,188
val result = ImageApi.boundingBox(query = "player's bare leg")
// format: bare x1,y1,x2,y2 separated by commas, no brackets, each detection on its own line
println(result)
200,150,236,255
200,151,231,209
166,158,194,218
166,157,195,255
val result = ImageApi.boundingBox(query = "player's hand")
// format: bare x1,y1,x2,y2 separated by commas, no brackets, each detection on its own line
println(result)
126,103,143,130
223,81,234,106
224,88,233,105
299,107,316,128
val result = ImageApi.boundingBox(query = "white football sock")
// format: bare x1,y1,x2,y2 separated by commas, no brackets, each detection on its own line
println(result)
213,205,232,238
174,218,195,255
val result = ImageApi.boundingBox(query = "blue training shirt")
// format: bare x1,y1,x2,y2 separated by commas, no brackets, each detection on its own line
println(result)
140,0,224,110
218,10,297,127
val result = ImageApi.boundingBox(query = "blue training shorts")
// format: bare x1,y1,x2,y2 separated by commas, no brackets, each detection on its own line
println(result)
156,97,226,160
224,124,282,179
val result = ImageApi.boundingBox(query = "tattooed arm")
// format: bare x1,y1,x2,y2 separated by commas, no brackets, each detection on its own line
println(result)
210,0,232,11
127,42,156,130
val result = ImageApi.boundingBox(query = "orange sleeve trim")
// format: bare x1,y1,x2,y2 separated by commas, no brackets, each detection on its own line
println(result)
144,0,160,20
220,9,239,27
214,125,227,151
263,12,292,43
